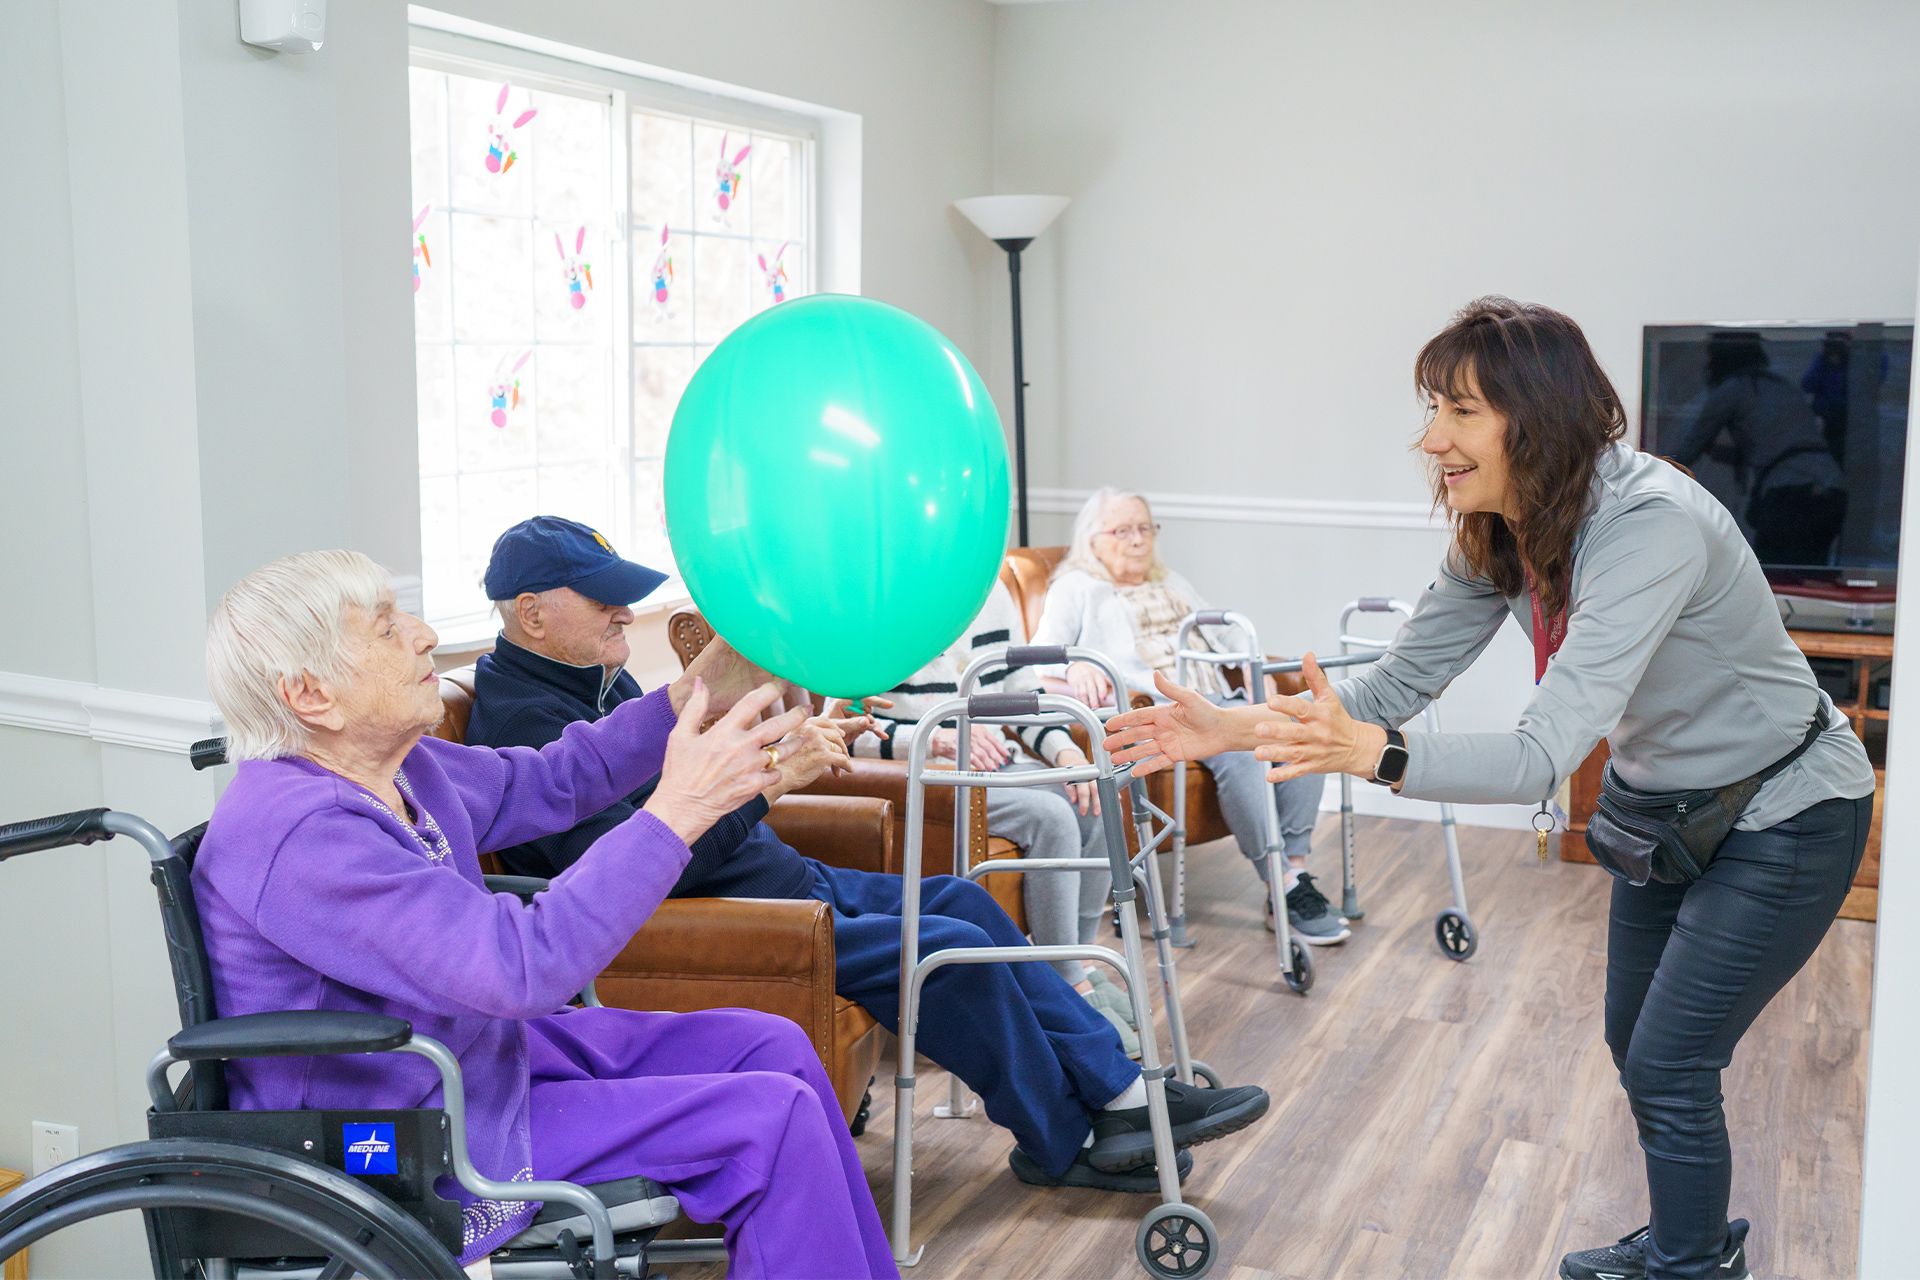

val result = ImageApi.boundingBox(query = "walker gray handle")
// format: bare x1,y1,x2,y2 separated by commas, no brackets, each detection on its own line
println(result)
1356,597,1395,612
967,692,1042,718
1004,645,1069,668
1193,610,1229,626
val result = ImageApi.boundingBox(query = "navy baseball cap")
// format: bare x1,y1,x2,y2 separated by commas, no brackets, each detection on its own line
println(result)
483,516,669,606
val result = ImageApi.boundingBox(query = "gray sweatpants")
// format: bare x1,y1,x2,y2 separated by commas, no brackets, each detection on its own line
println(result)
984,761,1112,984
1196,693,1323,882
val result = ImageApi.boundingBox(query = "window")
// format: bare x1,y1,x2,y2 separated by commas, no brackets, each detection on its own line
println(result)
408,42,816,634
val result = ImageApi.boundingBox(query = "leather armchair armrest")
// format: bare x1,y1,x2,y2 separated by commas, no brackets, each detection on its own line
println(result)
765,793,894,875
801,758,987,874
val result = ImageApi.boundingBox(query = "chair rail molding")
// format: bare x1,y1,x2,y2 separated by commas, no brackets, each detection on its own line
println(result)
0,671,221,754
1027,487,1443,532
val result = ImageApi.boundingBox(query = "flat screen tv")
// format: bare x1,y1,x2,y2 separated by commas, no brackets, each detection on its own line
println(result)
1640,322,1912,614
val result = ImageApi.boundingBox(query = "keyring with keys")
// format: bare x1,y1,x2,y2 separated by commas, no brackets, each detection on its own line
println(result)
1532,803,1555,863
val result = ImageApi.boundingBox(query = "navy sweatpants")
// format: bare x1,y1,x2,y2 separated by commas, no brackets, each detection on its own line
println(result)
807,861,1141,1177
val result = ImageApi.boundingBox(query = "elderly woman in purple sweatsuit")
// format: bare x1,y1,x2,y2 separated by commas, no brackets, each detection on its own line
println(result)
192,549,896,1278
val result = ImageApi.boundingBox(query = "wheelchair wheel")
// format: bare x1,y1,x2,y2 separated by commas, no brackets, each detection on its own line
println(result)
0,1139,462,1280
1435,909,1478,961
1136,1201,1216,1279
1283,940,1314,995
1187,1061,1223,1089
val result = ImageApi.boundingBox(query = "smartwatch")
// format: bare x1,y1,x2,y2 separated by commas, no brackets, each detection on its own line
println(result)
1369,729,1409,787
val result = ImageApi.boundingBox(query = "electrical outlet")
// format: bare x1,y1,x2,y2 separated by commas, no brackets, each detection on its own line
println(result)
31,1121,78,1175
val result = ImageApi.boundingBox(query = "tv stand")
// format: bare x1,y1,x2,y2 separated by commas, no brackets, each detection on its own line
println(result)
1563,627,1889,921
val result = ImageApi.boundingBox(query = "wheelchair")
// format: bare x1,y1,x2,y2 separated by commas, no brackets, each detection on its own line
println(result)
0,743,728,1279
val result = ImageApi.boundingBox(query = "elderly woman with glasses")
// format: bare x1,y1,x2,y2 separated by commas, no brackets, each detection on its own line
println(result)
194,550,895,1279
1031,488,1346,943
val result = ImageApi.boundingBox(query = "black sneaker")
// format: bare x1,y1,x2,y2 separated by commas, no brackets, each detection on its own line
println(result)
1087,1079,1270,1173
1008,1144,1192,1193
1284,873,1351,945
1558,1218,1750,1280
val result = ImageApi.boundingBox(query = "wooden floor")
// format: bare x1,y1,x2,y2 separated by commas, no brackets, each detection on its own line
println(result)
696,816,1876,1279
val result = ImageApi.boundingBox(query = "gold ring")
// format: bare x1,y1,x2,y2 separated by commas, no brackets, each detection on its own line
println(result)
765,746,780,770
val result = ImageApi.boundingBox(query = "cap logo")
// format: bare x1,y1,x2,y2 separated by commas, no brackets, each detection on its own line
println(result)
590,530,611,552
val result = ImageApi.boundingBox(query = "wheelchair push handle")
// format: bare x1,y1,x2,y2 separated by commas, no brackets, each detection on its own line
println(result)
0,808,115,861
190,737,228,771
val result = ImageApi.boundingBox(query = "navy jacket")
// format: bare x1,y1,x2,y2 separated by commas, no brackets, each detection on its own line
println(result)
466,635,818,899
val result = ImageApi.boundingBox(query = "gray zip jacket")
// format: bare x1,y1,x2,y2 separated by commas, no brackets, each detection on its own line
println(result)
1333,442,1875,829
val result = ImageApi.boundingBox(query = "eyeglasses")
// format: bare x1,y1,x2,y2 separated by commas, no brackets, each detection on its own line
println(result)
1097,523,1161,542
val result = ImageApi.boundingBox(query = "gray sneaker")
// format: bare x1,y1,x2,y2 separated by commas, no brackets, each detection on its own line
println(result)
1282,874,1350,945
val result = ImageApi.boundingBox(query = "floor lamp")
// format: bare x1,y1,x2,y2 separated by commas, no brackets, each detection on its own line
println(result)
955,194,1070,547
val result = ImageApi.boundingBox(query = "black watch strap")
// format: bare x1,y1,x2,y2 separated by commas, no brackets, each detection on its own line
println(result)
1370,729,1409,787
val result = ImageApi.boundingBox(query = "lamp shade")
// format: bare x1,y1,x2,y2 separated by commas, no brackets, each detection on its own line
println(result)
954,195,1070,243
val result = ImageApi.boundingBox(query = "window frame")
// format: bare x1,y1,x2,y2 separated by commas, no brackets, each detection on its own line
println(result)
408,26,821,642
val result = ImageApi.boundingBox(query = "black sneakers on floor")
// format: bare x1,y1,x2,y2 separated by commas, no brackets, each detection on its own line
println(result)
1086,1079,1271,1173
1558,1217,1750,1280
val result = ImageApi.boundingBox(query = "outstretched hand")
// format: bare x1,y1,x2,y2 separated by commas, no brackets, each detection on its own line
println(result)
1100,670,1237,776
1253,653,1386,782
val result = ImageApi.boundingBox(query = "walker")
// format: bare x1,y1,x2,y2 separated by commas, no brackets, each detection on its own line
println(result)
890,644,1222,1279
1168,600,1477,992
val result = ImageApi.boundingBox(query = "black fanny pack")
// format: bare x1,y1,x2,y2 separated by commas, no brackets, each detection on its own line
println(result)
1585,705,1826,886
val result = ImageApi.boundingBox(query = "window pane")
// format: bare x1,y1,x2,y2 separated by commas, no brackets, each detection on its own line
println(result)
631,111,692,230
449,214,534,345
534,220,611,341
632,346,694,458
749,134,797,241
633,222,692,343
408,68,449,212
530,90,610,223
416,345,457,474
448,73,537,216
631,458,673,572
694,122,751,231
455,345,537,471
692,235,752,343
419,475,462,621
539,463,613,535
536,344,611,464
458,469,539,606
411,208,452,340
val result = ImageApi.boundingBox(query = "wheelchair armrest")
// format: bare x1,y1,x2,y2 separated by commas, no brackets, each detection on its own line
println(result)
484,873,551,901
167,1010,412,1061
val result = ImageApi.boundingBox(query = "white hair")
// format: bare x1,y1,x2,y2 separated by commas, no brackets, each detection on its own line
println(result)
205,550,392,762
1055,486,1165,583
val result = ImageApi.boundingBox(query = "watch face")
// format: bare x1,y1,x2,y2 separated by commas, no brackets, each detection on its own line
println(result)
1377,744,1410,784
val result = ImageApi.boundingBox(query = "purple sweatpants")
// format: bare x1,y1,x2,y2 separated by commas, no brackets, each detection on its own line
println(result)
527,1006,897,1279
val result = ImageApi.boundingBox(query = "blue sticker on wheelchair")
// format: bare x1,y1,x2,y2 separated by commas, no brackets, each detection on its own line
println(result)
343,1122,398,1175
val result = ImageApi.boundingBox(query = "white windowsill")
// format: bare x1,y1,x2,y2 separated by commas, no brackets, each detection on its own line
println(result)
429,585,695,662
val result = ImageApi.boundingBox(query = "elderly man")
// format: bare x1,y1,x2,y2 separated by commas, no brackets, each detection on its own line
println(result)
466,517,1271,1192
195,549,895,1278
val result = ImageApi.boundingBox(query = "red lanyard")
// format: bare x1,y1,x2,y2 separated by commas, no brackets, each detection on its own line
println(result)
1529,584,1567,684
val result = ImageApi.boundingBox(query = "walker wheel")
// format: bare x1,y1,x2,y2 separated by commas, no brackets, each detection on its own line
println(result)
1187,1060,1223,1089
1284,940,1314,995
1435,909,1477,961
1137,1202,1216,1279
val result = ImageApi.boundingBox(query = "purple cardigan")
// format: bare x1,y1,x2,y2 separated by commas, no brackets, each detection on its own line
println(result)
192,688,688,1258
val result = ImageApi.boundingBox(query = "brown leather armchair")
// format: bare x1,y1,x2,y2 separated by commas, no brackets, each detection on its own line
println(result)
664,612,1030,931
433,668,885,1127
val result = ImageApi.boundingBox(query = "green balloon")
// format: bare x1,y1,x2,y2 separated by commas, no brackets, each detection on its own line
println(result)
664,294,1011,699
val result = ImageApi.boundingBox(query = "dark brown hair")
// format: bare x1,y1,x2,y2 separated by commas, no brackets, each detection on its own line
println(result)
1415,297,1627,617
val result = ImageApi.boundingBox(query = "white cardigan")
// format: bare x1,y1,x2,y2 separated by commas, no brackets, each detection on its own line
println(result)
1031,566,1235,697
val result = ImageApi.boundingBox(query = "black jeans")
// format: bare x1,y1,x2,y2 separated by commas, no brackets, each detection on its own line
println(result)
1604,793,1871,1279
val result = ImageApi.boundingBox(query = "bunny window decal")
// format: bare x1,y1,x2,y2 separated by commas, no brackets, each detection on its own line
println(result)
757,241,790,305
484,83,537,176
411,205,432,295
487,351,532,429
713,131,751,222
650,225,675,319
555,226,593,310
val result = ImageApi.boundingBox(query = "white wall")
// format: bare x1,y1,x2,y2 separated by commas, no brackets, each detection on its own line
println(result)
0,2,996,1274
994,0,1920,826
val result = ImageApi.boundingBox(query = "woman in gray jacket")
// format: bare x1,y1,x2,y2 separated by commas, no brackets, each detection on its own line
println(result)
1105,297,1874,1280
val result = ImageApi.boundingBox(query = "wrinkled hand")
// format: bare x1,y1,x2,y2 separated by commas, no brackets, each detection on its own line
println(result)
1054,746,1101,816
1253,653,1387,782
1101,670,1238,776
671,637,777,725
821,695,893,748
764,714,855,800
929,725,1013,771
646,680,807,845
1065,661,1114,708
